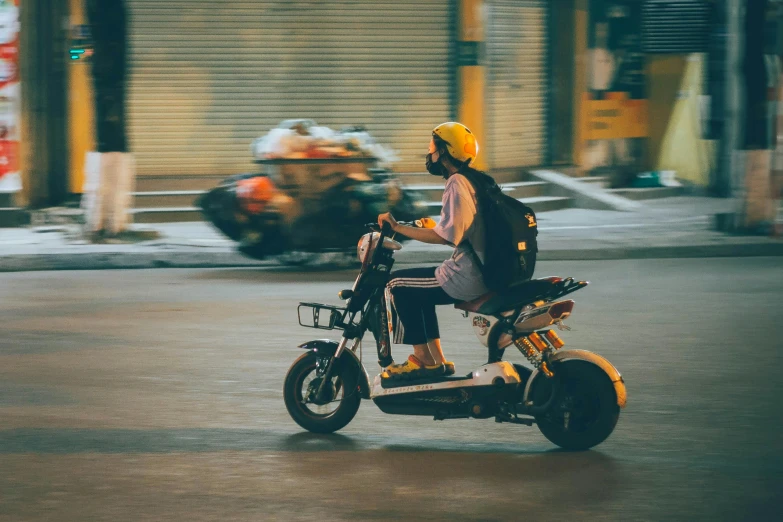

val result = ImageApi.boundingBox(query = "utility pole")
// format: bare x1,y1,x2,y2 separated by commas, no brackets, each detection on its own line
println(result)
18,0,69,209
86,0,128,155
736,0,776,232
707,0,731,196
83,0,134,238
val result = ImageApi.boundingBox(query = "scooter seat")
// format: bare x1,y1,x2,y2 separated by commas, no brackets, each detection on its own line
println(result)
455,277,563,315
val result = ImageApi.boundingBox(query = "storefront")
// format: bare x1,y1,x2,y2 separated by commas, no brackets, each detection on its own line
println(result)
125,0,454,176
578,0,648,182
485,0,549,169
575,0,715,187
62,0,554,194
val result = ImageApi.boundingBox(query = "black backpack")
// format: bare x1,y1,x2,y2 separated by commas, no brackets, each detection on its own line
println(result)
459,169,538,292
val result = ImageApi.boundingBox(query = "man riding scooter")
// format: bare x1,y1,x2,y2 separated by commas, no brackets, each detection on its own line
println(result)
285,140,621,448
377,122,490,380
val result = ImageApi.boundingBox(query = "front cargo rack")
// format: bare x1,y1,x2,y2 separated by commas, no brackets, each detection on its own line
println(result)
297,302,347,330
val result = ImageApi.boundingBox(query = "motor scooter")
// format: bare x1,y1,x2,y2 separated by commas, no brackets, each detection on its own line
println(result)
283,221,627,450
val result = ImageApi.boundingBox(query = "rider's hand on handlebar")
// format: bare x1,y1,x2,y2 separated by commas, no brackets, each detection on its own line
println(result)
378,212,398,233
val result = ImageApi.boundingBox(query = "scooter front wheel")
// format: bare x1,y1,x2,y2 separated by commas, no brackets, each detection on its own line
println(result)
283,351,362,433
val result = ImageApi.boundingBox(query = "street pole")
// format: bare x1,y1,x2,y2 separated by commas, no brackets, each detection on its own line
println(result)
83,0,133,238
725,0,743,202
18,0,69,208
86,0,128,155
736,0,774,232
707,0,732,196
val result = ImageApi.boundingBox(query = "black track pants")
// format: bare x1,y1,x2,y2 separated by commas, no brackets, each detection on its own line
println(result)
387,266,457,346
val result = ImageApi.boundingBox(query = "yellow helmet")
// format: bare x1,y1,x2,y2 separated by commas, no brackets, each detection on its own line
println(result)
432,122,479,164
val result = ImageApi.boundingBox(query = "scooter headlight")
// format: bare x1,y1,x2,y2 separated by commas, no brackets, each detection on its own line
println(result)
357,232,402,263
357,233,375,263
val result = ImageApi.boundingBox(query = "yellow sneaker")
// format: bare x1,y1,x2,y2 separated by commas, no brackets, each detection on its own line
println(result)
381,355,444,380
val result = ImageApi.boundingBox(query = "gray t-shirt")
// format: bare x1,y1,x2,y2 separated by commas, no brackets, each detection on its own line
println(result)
434,173,489,302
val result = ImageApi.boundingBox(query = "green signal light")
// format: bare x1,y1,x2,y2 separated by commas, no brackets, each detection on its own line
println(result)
70,48,86,61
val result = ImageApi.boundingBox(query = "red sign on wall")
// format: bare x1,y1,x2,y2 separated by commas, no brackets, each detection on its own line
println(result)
0,0,20,191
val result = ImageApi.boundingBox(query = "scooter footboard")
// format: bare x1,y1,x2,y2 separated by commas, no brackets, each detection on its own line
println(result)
297,339,372,399
522,349,627,409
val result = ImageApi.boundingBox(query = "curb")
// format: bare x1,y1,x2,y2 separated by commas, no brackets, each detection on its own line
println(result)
1,241,782,272
0,251,272,273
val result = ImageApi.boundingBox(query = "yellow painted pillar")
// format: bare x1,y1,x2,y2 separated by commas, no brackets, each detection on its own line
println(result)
457,0,488,170
646,56,687,170
67,0,95,194
655,54,713,186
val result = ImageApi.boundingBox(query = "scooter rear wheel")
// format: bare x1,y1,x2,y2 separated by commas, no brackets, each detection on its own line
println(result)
532,360,620,451
283,351,362,433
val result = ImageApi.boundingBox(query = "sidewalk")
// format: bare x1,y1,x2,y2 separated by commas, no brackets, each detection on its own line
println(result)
1,197,781,272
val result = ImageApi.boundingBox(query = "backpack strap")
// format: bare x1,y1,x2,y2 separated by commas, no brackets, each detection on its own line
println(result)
457,168,500,202
463,238,485,271
454,169,491,276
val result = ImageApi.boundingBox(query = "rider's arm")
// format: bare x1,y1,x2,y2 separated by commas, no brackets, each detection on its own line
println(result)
392,224,450,245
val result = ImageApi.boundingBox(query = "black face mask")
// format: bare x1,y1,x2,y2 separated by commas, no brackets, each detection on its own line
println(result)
426,153,449,178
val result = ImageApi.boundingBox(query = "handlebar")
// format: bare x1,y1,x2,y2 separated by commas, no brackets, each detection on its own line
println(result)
364,220,429,232
361,217,437,266
365,222,392,232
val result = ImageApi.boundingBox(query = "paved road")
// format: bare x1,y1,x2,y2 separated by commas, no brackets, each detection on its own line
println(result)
1,259,782,521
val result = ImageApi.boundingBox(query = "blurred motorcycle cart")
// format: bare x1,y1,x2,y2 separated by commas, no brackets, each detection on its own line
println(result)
249,120,400,251
254,156,379,225
196,119,424,263
253,156,384,253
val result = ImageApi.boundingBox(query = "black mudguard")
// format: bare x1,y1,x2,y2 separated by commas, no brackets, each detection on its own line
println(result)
298,339,372,399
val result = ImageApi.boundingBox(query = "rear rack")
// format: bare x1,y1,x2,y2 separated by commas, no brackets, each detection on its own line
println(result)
297,302,346,330
548,278,589,301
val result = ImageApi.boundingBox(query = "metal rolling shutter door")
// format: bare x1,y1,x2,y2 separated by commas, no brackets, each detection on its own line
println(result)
642,0,710,54
126,0,452,176
486,0,547,168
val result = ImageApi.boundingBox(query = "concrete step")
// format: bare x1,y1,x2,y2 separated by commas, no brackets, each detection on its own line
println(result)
517,196,573,213
132,190,206,209
580,176,610,189
135,175,228,192
133,193,573,224
129,170,536,222
0,208,30,227
28,208,84,226
425,196,571,215
500,181,549,198
0,192,17,207
137,170,531,192
130,207,203,224
395,169,530,186
609,186,685,200
135,171,532,200
404,181,548,202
